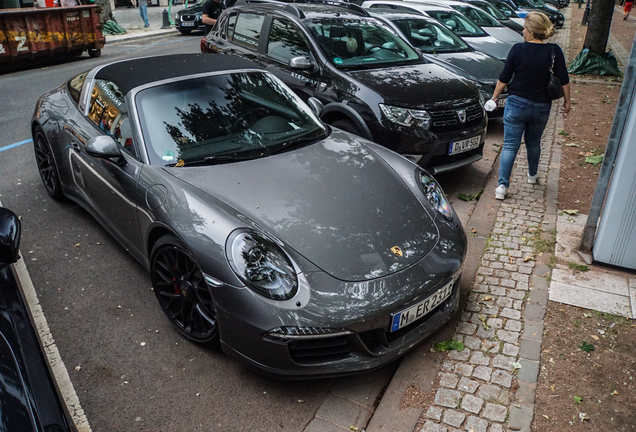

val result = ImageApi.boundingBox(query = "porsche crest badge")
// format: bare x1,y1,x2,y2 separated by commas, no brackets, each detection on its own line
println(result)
390,246,403,257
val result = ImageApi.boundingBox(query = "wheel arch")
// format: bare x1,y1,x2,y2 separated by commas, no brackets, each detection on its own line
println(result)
320,103,374,141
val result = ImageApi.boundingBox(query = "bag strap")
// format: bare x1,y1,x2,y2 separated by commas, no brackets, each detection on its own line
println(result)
550,44,556,73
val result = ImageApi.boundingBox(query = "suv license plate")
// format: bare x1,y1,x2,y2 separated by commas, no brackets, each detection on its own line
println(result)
449,136,480,155
390,280,454,332
181,22,195,27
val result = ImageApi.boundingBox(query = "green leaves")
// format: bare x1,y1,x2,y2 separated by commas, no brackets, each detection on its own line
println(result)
585,155,604,165
457,190,483,202
573,396,583,404
578,342,595,353
435,340,464,352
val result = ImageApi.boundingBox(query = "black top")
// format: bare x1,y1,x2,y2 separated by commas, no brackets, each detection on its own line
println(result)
202,0,224,34
499,42,569,103
95,54,261,94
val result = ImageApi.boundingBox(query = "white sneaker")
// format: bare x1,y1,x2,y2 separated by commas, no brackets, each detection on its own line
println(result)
495,185,507,200
527,172,539,184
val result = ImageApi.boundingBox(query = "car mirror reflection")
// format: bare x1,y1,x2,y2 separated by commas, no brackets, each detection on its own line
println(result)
0,207,21,268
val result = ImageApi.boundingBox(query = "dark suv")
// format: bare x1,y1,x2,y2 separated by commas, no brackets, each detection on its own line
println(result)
201,0,487,173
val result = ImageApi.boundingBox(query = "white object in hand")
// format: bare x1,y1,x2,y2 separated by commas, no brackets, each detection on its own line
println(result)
484,100,497,112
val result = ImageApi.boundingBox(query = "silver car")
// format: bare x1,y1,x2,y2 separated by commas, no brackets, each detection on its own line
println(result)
32,54,466,378
363,0,514,61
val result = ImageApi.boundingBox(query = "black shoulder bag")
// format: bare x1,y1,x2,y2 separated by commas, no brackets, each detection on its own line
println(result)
547,44,565,100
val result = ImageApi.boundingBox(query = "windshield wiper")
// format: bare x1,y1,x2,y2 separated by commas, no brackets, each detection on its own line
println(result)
267,132,327,155
167,153,263,167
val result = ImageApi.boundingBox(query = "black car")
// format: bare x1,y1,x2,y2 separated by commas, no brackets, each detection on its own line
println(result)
202,0,488,173
496,0,565,27
174,0,206,34
368,10,508,116
0,204,76,432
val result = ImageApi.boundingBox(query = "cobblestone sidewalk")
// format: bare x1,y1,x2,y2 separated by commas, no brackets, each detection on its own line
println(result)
416,13,570,432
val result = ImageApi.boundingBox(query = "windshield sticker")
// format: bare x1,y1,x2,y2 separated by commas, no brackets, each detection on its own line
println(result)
162,151,175,161
333,57,343,65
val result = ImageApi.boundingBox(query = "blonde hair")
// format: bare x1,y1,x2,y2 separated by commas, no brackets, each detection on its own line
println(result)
524,12,555,40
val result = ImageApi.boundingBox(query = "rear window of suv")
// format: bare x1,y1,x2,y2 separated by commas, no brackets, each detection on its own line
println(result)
230,13,264,50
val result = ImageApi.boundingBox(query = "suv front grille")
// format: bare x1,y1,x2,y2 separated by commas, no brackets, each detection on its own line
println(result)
429,102,484,133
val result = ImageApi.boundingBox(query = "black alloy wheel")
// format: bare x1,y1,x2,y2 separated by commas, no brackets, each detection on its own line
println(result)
151,235,220,347
33,125,64,200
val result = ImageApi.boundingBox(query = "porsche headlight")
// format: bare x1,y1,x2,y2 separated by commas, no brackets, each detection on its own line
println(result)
419,172,453,221
227,231,298,300
380,104,431,130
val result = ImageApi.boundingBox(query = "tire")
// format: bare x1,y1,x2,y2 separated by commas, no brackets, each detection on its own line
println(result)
33,125,64,200
150,234,220,348
330,119,362,137
88,49,101,58
179,28,192,35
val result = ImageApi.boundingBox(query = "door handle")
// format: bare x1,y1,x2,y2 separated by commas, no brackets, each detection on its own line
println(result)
71,140,81,151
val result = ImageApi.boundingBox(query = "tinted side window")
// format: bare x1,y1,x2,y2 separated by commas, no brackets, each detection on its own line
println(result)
67,72,87,104
267,19,310,63
230,13,264,50
225,12,237,39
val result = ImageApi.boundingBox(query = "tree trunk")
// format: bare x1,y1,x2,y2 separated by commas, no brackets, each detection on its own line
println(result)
583,0,615,54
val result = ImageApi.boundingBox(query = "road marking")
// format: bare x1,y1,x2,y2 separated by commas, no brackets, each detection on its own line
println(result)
0,138,32,152
13,257,92,432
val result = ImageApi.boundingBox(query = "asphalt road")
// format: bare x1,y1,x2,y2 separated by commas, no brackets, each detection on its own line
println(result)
0,34,503,432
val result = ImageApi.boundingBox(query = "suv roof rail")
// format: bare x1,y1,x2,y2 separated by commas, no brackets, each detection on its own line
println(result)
232,0,369,17
232,0,306,17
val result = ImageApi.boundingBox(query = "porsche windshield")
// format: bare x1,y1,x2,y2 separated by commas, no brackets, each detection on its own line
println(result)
136,72,327,166
303,18,421,68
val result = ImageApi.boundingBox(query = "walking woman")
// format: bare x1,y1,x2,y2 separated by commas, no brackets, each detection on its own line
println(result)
624,0,633,20
490,12,570,200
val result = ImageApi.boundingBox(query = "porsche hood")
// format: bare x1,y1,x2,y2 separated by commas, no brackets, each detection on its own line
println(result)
165,134,440,282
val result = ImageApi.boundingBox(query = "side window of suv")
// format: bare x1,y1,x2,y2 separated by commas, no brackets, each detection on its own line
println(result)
267,19,310,63
230,13,264,50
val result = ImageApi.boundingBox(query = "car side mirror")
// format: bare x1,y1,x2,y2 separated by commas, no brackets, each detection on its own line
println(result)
86,136,127,166
307,97,324,117
289,56,315,72
0,207,21,267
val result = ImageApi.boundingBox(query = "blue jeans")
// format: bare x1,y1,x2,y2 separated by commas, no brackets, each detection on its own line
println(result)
139,5,149,26
498,95,552,188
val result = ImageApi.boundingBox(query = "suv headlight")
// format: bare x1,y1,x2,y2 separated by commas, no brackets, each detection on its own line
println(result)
227,231,298,300
419,171,453,221
380,104,431,130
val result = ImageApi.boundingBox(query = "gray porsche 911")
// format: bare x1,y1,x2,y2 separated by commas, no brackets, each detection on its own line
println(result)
32,54,466,378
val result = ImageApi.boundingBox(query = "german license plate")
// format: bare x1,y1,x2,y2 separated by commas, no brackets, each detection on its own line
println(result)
448,136,480,155
181,22,195,27
390,280,454,332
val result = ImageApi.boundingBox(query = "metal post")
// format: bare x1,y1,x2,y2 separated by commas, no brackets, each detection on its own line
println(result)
161,8,171,28
581,32,636,251
577,0,584,8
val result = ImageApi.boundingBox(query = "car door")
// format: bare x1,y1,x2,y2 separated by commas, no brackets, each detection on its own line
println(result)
69,78,144,253
259,17,321,102
208,10,265,63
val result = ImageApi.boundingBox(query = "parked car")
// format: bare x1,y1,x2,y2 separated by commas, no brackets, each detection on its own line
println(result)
484,0,525,25
496,0,564,27
461,0,524,31
363,0,513,61
0,203,76,431
174,0,206,34
369,9,508,115
31,53,467,378
202,0,487,172
415,0,524,43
